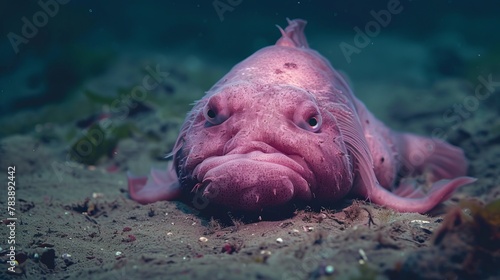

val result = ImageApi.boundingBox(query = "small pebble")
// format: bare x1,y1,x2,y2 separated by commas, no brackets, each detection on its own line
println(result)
276,237,283,243
115,251,122,256
92,192,104,199
61,253,71,259
303,226,314,232
260,250,272,256
325,265,335,274
199,236,208,242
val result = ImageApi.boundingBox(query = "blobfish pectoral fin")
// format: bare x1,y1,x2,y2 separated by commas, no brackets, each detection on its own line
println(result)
397,133,468,180
367,177,477,213
127,162,180,204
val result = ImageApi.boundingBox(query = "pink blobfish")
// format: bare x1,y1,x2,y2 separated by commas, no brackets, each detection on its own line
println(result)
128,19,475,213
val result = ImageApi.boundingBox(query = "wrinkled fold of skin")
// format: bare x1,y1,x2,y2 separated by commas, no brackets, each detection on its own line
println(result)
128,19,476,213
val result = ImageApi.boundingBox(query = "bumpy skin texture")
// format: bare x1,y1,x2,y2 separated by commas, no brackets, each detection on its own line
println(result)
128,19,476,213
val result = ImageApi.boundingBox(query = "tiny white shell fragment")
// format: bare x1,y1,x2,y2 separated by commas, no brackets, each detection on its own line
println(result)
410,219,430,224
358,248,368,261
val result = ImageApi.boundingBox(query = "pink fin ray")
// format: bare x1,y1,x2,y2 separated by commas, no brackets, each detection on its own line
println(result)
350,127,476,212
127,162,180,204
392,180,425,198
398,133,468,181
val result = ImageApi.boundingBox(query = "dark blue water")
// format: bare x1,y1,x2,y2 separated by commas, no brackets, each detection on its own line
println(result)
1,0,499,123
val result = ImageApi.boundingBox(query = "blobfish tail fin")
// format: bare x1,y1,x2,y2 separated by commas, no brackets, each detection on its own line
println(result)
397,133,468,181
127,162,180,204
275,18,309,48
367,177,477,213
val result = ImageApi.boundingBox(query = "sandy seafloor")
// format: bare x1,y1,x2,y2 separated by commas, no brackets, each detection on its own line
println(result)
1,1,500,279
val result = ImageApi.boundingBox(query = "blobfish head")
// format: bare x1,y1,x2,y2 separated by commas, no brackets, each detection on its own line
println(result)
174,82,353,211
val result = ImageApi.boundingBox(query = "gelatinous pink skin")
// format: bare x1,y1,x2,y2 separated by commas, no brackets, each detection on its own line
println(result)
128,19,476,213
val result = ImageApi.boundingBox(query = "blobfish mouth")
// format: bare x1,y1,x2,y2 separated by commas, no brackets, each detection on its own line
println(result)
193,151,311,183
191,151,315,210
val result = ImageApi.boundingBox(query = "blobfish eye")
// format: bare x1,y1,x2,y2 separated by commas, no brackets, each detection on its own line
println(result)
308,117,318,128
203,103,226,125
206,109,216,119
202,95,230,126
293,102,322,133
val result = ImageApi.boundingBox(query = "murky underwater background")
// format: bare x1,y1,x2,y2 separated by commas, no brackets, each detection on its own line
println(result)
1,1,500,279
1,0,499,130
